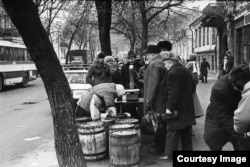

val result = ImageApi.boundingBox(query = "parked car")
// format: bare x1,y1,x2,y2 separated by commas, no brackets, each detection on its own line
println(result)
64,69,91,102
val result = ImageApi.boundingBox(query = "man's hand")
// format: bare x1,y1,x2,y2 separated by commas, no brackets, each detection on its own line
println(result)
166,108,172,115
106,107,117,116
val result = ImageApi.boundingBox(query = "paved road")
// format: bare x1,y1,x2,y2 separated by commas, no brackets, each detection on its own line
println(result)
0,78,53,166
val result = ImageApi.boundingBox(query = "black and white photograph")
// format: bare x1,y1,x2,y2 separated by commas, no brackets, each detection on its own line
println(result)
0,0,250,167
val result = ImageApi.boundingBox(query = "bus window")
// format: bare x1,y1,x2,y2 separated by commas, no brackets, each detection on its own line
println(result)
0,46,5,61
5,47,13,61
19,49,25,61
13,48,19,61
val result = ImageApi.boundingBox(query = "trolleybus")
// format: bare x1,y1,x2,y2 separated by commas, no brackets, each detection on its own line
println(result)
0,39,38,91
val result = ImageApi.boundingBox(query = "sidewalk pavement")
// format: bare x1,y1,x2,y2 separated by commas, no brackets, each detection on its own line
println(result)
2,72,233,167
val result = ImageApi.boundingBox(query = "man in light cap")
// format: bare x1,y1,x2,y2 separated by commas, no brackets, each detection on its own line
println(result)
75,83,125,120
143,45,168,154
160,53,196,160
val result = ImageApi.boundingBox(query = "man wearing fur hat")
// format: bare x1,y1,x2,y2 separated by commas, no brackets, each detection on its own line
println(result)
204,64,250,151
159,53,196,160
86,51,111,86
143,45,168,154
104,56,120,84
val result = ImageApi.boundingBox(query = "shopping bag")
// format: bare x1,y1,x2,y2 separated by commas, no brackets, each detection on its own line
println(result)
141,111,159,135
193,92,204,118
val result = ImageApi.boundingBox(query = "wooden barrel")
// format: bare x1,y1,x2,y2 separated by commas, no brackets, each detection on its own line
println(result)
109,130,139,167
116,118,141,147
109,124,135,136
77,121,106,160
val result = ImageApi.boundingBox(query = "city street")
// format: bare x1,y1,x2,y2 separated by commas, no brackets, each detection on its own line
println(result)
0,78,54,167
0,73,234,167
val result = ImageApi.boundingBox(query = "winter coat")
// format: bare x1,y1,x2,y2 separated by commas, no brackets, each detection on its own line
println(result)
234,81,250,133
165,62,196,131
77,83,117,112
110,67,121,84
186,61,200,85
143,55,168,115
200,60,210,75
86,62,111,86
120,62,141,89
204,74,241,147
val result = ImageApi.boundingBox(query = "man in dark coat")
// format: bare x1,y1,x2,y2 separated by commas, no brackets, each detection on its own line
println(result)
143,45,168,154
160,53,196,160
120,51,142,118
86,51,111,86
200,57,210,83
204,64,250,151
120,50,141,89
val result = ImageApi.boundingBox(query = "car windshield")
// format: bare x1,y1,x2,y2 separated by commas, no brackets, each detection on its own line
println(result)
65,72,87,84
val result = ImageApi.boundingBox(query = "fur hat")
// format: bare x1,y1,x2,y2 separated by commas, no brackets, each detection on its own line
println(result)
162,52,178,62
229,64,250,91
127,50,136,58
97,51,106,59
104,56,114,64
157,41,172,51
143,45,160,54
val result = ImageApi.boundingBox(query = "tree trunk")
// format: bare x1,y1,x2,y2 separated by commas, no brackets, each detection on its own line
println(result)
95,0,112,55
66,31,77,64
2,1,87,167
140,6,148,55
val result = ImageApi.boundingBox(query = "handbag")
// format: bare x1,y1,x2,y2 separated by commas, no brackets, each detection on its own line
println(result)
193,92,204,118
141,110,159,135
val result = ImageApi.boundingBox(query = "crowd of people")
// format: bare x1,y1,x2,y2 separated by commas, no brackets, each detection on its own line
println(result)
75,41,250,161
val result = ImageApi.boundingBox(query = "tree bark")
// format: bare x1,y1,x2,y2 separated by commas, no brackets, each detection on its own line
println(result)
2,1,87,167
95,0,112,55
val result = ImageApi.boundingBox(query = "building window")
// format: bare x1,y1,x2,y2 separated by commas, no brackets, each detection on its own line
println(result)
199,28,201,47
212,28,216,44
203,27,205,46
207,28,209,45
195,29,197,48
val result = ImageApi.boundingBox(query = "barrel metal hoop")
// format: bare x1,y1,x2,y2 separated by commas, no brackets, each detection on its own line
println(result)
110,161,139,167
109,143,138,147
78,129,105,135
83,150,106,156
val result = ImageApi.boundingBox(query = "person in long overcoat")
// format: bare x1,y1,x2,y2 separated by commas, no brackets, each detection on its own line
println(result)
160,54,196,160
86,51,111,86
200,57,210,83
204,64,250,151
143,45,168,154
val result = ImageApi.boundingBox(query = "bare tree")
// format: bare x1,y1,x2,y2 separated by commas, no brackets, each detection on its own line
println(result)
2,1,87,166
136,0,184,54
63,0,94,63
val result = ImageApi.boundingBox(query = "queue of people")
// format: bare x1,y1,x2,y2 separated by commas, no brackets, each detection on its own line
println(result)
75,43,250,162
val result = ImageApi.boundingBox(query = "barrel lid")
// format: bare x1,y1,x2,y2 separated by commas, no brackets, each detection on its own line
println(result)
110,124,134,130
81,121,103,128
111,130,137,137
75,117,92,123
107,113,127,119
101,118,116,123
116,118,139,124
